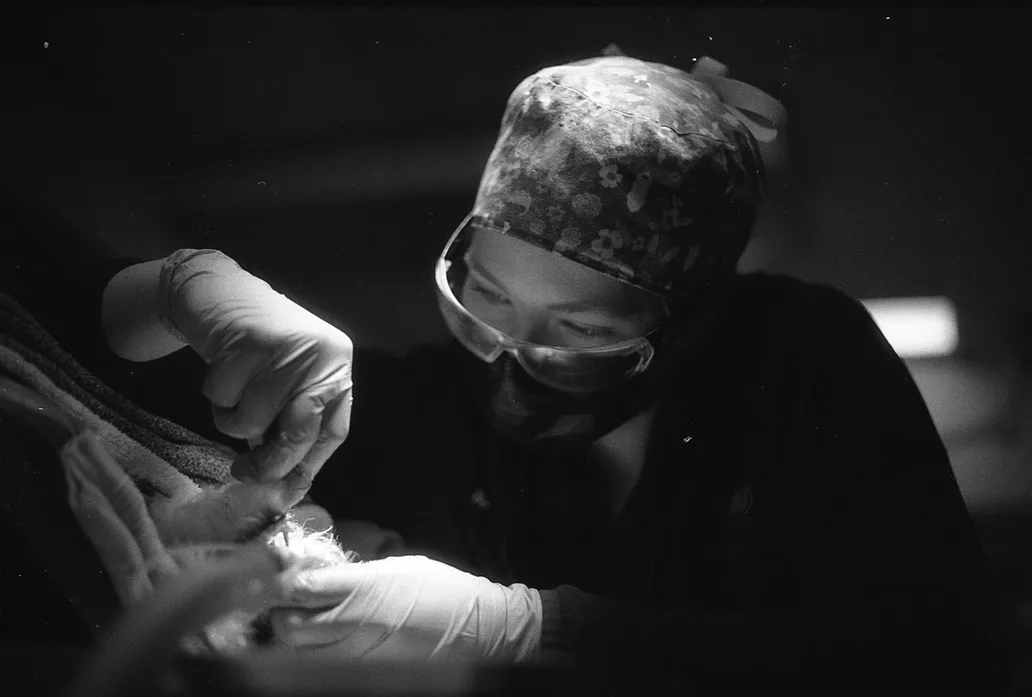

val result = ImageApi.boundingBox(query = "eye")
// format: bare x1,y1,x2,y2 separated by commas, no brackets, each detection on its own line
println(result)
470,281,510,305
562,322,615,340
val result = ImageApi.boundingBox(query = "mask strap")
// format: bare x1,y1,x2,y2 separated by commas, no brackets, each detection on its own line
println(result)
690,55,788,146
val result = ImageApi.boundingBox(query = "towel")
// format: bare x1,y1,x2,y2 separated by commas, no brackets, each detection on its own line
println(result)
0,291,236,491
0,290,341,544
0,290,352,656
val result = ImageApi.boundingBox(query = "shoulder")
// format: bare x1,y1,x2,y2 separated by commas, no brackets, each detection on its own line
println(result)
728,272,876,330
695,272,913,427
723,272,889,362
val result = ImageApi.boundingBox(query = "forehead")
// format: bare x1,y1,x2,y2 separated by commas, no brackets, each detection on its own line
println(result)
467,228,660,315
468,228,606,289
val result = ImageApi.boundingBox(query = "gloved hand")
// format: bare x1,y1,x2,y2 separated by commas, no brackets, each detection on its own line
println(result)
269,555,543,664
158,249,353,498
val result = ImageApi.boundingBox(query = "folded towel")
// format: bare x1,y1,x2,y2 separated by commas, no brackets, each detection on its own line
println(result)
0,291,314,545
0,291,235,489
0,290,352,656
0,341,203,501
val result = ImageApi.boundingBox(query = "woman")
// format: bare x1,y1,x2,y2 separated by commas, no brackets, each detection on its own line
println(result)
8,52,1005,692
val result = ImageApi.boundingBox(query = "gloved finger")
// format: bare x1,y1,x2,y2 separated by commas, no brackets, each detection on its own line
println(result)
323,384,353,443
201,346,267,410
252,387,341,483
269,606,375,648
276,387,353,503
275,564,365,608
209,358,302,441
211,380,284,441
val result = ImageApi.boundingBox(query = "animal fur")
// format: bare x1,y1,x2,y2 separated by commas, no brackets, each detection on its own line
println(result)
143,456,358,652
0,371,354,654
0,292,358,663
134,448,358,653
165,514,355,654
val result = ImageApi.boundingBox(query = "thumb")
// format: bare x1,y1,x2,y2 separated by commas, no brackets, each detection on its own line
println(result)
277,564,367,609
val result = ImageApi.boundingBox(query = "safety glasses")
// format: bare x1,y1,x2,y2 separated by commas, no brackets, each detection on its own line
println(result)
433,215,664,393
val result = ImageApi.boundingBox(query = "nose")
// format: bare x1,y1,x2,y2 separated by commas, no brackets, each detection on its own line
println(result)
509,311,556,346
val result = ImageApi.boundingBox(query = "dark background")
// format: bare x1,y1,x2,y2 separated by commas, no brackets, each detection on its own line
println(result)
3,6,1030,691
5,8,1028,356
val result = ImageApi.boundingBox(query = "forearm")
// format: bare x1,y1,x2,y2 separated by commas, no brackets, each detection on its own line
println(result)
100,259,187,362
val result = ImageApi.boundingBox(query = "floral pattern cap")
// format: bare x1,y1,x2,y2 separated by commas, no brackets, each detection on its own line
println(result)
468,54,768,302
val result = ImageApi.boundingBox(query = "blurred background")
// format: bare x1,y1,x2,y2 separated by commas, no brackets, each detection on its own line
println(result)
2,6,1029,692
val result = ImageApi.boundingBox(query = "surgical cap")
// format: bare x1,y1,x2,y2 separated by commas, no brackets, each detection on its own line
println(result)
469,53,781,303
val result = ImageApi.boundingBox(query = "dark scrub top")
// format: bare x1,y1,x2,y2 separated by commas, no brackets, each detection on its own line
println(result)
3,246,1009,695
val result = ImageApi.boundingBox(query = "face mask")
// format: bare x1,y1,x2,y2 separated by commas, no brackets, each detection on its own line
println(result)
459,287,726,452
462,348,663,452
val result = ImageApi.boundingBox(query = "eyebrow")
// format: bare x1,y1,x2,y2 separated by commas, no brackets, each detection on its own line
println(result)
468,260,621,316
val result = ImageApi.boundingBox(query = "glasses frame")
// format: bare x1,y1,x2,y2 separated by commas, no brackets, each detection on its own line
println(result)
433,214,669,388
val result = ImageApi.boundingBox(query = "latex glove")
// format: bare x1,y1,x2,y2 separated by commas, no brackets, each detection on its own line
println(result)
270,555,542,664
331,519,407,560
158,249,353,496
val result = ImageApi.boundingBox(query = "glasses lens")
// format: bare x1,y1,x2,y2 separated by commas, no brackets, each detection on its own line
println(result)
435,217,656,391
434,279,502,362
517,344,652,393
